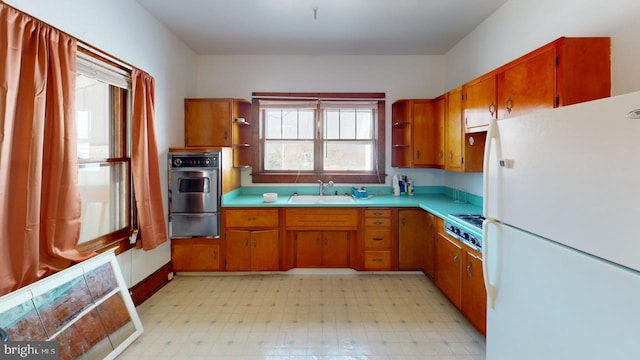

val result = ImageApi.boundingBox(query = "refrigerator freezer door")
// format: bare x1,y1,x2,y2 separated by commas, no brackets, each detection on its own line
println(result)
486,223,640,360
485,91,640,271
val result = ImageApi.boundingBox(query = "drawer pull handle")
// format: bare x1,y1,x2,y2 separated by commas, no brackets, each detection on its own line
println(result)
372,237,384,241
373,258,383,262
373,221,384,225
247,217,257,221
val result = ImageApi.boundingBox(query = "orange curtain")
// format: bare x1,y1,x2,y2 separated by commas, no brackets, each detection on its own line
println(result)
131,69,168,250
0,4,94,296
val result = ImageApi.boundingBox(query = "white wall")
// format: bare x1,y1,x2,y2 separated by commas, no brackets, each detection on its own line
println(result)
197,54,448,188
5,0,198,286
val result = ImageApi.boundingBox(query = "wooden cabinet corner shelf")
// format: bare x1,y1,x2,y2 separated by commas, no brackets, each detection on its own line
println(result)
184,98,253,167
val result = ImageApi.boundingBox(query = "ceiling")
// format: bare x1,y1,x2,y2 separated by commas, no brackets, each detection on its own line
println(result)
134,0,508,56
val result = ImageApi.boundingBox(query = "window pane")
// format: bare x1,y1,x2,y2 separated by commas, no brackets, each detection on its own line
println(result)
265,110,282,139
76,75,112,160
340,110,356,139
78,162,129,244
265,141,314,170
325,110,340,139
299,110,315,139
324,141,373,171
282,110,298,139
357,110,373,139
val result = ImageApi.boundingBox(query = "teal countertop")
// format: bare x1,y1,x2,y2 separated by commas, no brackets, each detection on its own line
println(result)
222,186,482,224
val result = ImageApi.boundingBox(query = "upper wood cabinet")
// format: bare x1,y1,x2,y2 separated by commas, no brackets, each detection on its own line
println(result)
445,89,486,173
184,98,252,167
463,74,497,133
497,37,610,120
391,99,442,168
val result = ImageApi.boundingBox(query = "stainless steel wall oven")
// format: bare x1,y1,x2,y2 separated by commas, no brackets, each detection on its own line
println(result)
168,151,220,237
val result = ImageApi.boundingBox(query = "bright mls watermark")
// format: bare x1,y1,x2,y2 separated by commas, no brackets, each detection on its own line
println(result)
2,342,58,359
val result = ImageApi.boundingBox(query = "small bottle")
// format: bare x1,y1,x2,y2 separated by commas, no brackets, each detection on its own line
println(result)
407,179,414,196
392,175,400,196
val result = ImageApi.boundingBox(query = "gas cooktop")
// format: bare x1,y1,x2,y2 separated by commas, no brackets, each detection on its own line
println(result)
448,214,485,230
445,214,485,251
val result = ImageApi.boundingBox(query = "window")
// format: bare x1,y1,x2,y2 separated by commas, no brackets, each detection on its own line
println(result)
252,93,386,184
75,50,135,253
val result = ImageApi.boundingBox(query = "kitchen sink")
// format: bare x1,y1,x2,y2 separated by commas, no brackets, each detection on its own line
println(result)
287,194,355,204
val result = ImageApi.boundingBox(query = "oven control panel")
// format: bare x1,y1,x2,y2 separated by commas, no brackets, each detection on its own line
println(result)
169,154,219,168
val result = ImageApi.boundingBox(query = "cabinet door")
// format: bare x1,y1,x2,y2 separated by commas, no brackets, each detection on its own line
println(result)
322,231,349,267
251,230,280,271
398,209,425,270
172,238,221,272
422,212,437,280
433,96,446,167
497,47,556,119
464,75,497,132
445,88,463,171
184,98,232,147
436,233,462,309
296,231,323,267
412,100,436,166
225,230,251,271
462,250,487,335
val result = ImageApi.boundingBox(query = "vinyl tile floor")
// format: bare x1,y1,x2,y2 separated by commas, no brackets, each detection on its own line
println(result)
117,270,485,360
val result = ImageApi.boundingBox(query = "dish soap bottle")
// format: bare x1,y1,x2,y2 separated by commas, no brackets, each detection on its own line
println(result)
392,175,400,196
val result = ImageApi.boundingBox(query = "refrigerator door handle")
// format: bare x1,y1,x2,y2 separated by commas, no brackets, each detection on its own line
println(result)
482,217,498,309
483,117,498,218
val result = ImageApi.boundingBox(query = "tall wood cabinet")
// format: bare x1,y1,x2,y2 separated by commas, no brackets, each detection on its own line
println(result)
422,211,438,280
462,248,487,335
184,98,252,167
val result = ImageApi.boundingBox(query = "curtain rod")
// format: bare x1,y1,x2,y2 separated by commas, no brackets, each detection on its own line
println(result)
2,2,136,72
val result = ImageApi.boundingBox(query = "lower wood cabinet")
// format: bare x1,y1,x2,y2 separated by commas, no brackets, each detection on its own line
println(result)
171,238,221,272
225,229,279,271
363,208,392,270
435,217,486,335
422,212,438,280
462,249,487,335
295,231,349,267
398,209,425,270
435,231,463,309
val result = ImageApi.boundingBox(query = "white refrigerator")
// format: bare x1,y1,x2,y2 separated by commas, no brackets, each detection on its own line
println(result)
482,91,640,359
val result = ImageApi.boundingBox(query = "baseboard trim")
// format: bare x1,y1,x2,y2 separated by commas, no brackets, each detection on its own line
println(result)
128,261,173,306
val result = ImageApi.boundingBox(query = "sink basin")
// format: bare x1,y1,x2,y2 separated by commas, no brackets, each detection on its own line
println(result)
287,194,355,204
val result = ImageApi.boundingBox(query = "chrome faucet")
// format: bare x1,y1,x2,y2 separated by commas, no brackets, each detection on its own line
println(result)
317,180,334,196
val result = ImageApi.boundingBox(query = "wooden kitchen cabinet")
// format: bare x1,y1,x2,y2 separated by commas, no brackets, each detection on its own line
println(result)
391,99,441,168
435,228,463,309
398,209,425,270
295,231,349,267
445,88,486,173
463,74,497,133
184,98,252,167
422,211,438,280
225,229,279,271
363,208,392,270
497,37,610,119
462,248,487,335
171,238,221,272
222,208,280,271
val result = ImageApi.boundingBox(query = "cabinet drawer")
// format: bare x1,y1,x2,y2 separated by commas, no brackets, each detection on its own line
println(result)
285,208,358,228
364,251,391,270
364,230,391,249
364,218,391,227
365,209,391,218
225,209,279,228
